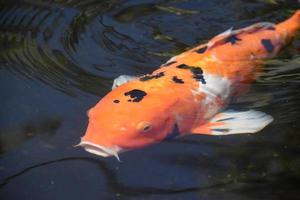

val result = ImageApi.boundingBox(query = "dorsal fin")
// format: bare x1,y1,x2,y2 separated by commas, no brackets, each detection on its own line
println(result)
207,22,276,50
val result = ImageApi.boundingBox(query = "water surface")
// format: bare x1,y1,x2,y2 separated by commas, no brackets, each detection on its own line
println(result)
1,0,300,199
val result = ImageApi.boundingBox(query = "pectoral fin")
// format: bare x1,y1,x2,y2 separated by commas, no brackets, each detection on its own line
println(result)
112,75,137,89
191,110,273,135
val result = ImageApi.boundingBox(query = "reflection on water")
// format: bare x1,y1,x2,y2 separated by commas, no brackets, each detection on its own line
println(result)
0,0,300,200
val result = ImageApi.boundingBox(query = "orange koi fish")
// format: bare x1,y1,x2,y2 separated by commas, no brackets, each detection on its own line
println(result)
78,10,300,160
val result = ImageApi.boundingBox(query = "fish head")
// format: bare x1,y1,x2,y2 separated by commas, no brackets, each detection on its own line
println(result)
79,82,177,159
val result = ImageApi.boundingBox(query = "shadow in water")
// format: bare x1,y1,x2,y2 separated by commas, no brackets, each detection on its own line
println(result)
0,117,62,153
0,156,231,196
155,122,300,199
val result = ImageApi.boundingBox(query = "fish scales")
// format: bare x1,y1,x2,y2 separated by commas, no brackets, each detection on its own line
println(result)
78,10,300,160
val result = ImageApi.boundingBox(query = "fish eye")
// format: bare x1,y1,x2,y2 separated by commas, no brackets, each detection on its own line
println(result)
137,122,152,133
143,124,152,132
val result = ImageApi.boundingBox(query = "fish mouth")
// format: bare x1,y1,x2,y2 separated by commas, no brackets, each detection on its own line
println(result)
77,140,123,161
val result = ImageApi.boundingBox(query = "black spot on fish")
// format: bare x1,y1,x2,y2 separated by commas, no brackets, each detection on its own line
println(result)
113,100,120,103
176,64,190,69
176,64,206,84
195,46,207,54
261,39,274,53
140,72,165,81
216,117,235,122
124,89,147,102
162,61,177,67
190,67,206,84
212,128,230,133
226,35,241,45
164,123,180,140
139,76,152,81
172,76,184,84
190,67,203,75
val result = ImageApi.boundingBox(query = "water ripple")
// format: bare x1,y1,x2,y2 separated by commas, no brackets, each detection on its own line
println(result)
0,1,115,96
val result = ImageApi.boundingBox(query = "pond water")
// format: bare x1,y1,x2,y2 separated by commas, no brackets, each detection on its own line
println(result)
1,0,300,199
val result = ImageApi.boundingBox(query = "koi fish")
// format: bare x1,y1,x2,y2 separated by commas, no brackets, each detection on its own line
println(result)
78,10,300,160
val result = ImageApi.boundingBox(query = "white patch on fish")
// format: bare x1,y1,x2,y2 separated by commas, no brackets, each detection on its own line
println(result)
195,73,232,119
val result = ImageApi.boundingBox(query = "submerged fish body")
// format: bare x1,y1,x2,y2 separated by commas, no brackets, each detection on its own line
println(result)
79,10,300,159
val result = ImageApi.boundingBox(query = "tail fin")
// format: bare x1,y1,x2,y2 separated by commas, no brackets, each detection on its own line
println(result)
276,10,300,43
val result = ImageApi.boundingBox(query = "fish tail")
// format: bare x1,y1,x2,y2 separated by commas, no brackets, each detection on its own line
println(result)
276,10,300,43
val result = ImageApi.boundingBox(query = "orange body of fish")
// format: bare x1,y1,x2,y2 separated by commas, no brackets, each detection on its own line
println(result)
78,10,300,160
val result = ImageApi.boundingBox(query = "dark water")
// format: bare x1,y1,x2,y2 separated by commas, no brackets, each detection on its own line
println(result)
1,0,300,199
